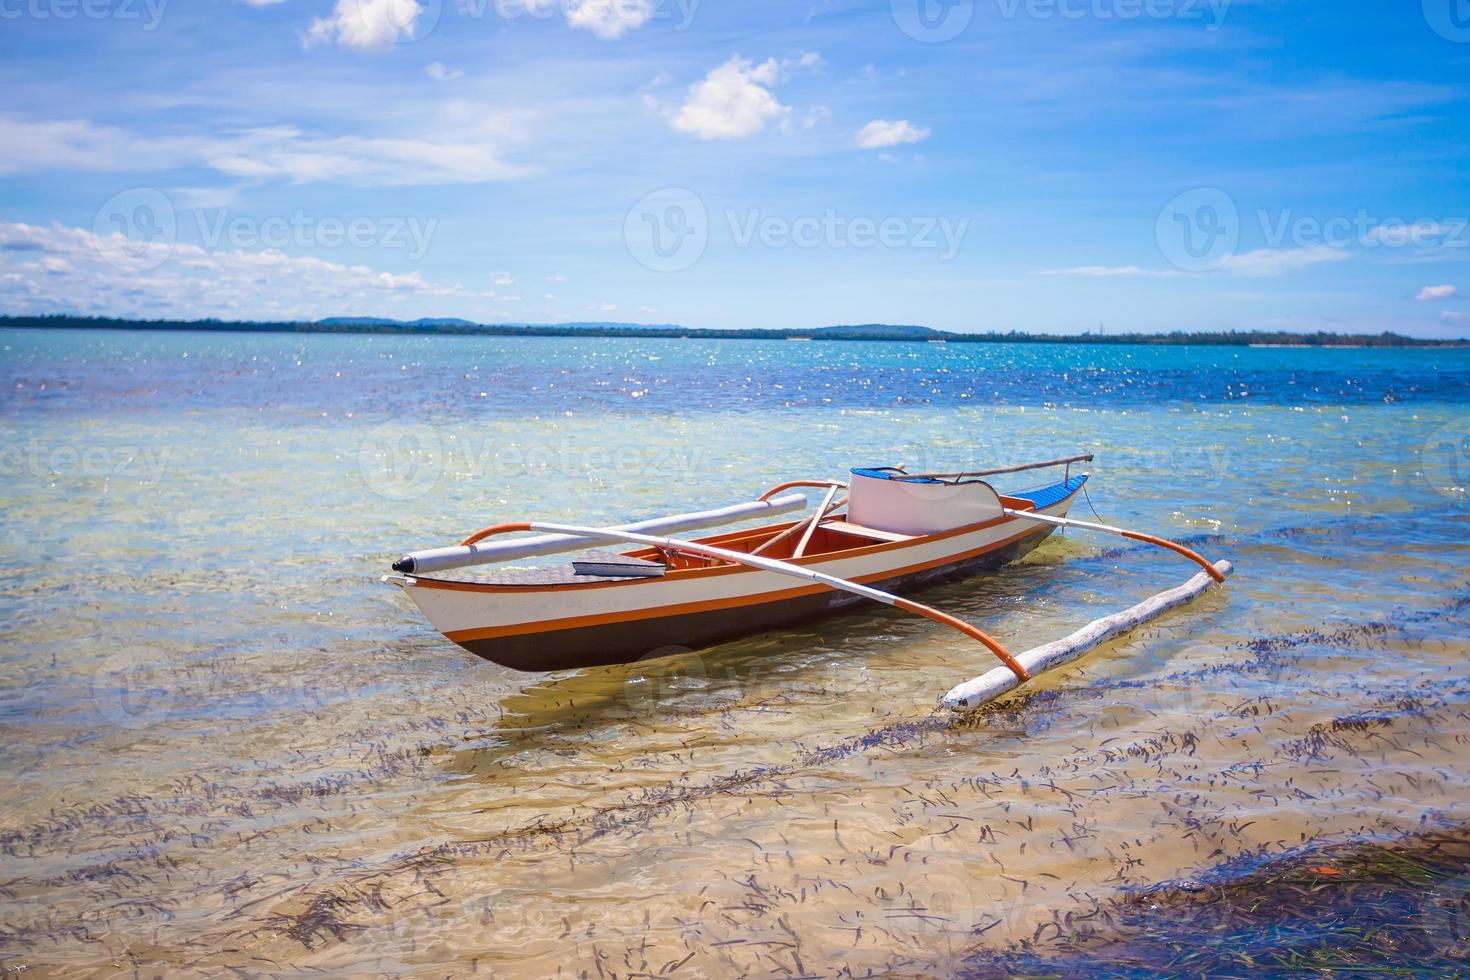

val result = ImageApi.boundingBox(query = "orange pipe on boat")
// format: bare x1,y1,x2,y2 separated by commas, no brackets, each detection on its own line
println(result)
460,521,533,547
1000,507,1227,584
894,598,1030,681
1119,531,1226,583
759,480,846,501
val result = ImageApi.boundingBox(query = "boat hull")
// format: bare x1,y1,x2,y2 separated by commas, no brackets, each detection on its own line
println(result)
392,480,1083,672
458,522,1055,670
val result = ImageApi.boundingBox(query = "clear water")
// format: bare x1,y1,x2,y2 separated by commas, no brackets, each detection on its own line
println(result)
2,328,1468,975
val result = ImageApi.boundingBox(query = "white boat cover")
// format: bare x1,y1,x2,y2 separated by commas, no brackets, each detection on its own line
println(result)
847,468,1004,536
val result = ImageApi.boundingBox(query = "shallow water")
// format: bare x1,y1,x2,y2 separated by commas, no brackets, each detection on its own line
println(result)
1,329,1469,976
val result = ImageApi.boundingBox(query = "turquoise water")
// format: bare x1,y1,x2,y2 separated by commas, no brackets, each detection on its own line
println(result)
1,328,1468,975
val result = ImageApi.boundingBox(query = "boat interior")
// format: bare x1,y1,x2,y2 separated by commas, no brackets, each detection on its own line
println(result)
450,473,1089,587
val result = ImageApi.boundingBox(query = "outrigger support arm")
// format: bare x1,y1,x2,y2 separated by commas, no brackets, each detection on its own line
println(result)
999,508,1226,583
531,521,1031,682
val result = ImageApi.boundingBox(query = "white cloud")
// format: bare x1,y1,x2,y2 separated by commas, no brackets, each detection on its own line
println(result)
587,303,618,312
0,117,191,175
1442,310,1469,324
238,0,286,6
493,274,516,285
0,115,528,186
1040,265,1171,277
0,220,478,320
506,0,655,38
207,127,527,185
1220,245,1353,277
1417,284,1459,301
855,119,930,150
305,0,426,50
1040,247,1351,279
425,61,463,81
671,57,789,140
169,186,244,209
566,0,653,38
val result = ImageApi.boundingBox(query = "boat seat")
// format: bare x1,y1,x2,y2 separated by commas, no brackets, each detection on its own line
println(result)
819,520,913,543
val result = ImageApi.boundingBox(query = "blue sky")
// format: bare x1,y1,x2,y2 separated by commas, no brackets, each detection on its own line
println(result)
1,0,1468,334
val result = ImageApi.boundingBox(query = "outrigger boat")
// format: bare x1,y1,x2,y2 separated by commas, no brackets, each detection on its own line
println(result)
386,455,1233,711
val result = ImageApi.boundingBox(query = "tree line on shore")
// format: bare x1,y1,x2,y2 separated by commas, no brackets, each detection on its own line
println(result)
2,314,1465,347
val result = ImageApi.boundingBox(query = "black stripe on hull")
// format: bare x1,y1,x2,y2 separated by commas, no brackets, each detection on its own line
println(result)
456,524,1057,672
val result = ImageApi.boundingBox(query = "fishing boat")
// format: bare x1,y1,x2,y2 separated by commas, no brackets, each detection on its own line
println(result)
386,455,1231,700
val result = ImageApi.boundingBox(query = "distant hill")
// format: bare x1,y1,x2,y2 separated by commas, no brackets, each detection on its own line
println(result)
812,324,942,338
2,315,1466,347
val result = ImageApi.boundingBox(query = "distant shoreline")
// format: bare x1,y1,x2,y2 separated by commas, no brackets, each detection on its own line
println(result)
3,314,1467,348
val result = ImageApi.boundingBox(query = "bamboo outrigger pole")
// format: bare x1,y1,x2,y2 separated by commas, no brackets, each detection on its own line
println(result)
942,559,1233,712
532,521,1032,682
940,506,1232,712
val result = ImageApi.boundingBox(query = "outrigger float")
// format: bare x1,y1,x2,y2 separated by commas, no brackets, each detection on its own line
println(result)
386,455,1233,712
